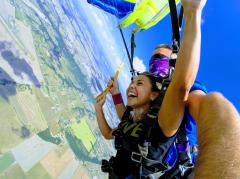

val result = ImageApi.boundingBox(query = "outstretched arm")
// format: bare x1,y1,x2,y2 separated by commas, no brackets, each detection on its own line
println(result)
95,94,114,139
192,93,240,178
108,77,126,120
158,0,207,137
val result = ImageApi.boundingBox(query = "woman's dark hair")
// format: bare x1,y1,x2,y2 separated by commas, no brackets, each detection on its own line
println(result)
138,72,162,92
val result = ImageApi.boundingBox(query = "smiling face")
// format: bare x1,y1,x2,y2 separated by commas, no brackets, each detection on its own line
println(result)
126,74,158,109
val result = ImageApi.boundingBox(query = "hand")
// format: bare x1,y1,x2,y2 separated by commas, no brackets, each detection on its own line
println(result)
108,76,120,95
182,0,207,13
95,94,106,110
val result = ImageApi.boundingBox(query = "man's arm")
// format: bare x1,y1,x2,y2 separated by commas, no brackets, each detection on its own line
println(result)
191,93,240,178
158,0,207,137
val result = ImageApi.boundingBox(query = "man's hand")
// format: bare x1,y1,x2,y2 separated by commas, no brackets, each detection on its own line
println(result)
108,76,120,95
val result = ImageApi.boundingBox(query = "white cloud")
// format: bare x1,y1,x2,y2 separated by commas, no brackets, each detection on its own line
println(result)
92,13,104,27
110,45,115,50
133,56,146,73
81,0,132,91
121,71,131,87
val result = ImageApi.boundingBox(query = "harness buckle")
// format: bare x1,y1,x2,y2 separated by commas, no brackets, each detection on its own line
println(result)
131,152,142,163
190,145,198,154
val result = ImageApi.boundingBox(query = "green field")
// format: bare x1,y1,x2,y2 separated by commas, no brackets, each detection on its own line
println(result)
37,128,61,145
0,98,5,109
11,89,48,131
0,164,25,179
0,96,23,153
71,117,96,152
25,163,52,179
33,88,61,135
0,152,15,173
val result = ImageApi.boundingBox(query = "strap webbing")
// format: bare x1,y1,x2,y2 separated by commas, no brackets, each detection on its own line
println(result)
130,32,136,77
179,6,184,31
168,0,181,54
144,79,170,140
177,117,187,144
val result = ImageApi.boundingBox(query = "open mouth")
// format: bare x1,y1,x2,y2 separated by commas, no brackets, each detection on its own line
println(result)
128,92,137,98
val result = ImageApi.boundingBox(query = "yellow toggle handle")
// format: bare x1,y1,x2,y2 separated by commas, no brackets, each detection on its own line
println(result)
96,63,124,98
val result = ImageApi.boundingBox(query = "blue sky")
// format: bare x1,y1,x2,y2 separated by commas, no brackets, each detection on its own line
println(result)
84,0,240,111
133,0,240,111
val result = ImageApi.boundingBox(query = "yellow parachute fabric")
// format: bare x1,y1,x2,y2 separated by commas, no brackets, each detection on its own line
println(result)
120,0,181,32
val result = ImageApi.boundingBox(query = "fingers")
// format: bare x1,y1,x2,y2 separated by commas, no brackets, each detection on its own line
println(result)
107,76,119,95
107,81,113,88
96,94,106,104
108,76,118,88
107,76,114,88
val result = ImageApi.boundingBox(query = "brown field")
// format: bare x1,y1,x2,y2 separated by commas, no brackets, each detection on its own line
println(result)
72,165,90,179
40,146,74,178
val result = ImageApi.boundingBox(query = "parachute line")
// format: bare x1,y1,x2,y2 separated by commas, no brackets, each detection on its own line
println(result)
119,27,136,77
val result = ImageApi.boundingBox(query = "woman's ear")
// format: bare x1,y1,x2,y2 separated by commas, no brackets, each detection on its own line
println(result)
150,91,160,101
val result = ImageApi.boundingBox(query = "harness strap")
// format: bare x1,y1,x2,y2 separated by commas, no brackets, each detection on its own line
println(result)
131,152,170,172
175,115,195,177
144,79,171,140
178,6,184,31
168,0,181,53
121,106,133,120
130,32,136,77
176,117,188,144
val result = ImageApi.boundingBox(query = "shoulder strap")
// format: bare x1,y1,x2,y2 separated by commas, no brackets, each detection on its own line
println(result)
175,115,194,176
121,106,133,121
143,79,171,140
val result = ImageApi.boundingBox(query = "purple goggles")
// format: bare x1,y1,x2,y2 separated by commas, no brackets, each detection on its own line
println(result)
149,54,170,78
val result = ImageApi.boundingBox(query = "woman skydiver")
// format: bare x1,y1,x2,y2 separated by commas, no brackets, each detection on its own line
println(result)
96,72,174,178
105,43,207,178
